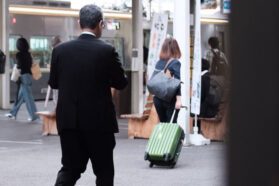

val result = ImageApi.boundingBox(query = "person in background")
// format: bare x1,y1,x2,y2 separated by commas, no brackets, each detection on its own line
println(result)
205,36,228,73
152,37,182,123
51,35,61,48
49,4,127,186
5,38,39,121
200,58,219,118
194,59,219,133
50,36,61,106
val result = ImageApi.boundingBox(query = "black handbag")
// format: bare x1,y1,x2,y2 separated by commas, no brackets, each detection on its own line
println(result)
147,59,181,102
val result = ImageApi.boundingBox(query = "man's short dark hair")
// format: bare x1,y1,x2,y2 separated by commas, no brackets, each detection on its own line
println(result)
79,4,103,29
208,37,219,49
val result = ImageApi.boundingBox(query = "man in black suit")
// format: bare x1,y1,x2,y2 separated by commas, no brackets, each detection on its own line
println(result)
48,4,128,186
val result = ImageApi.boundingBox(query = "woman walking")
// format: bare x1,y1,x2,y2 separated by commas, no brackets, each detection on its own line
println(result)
5,38,39,121
151,37,182,123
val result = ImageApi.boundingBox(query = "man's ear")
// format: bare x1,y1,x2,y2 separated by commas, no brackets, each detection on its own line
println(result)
78,19,81,28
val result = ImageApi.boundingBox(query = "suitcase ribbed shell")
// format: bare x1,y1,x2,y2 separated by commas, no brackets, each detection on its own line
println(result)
145,123,183,161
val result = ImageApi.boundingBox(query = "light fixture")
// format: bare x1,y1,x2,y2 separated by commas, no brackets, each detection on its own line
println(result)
9,5,228,24
9,5,132,19
201,18,229,24
9,5,78,17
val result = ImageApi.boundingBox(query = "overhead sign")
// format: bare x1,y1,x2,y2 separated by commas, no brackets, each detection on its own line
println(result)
147,13,168,80
201,0,229,20
106,20,120,30
223,0,231,14
191,0,202,115
201,0,218,10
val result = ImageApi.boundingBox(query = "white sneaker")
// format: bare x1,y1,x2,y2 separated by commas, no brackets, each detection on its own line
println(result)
5,113,15,119
28,117,39,122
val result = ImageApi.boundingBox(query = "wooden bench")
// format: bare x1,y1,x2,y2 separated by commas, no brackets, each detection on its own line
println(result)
190,102,228,141
36,111,58,136
120,95,159,139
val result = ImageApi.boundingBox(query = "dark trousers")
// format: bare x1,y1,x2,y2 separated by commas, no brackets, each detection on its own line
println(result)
153,96,179,123
54,130,116,186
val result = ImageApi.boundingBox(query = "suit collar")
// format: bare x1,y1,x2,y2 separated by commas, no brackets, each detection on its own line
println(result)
81,31,96,37
78,33,97,40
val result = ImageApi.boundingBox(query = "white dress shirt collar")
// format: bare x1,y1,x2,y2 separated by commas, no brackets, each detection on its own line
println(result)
201,70,209,76
81,31,96,37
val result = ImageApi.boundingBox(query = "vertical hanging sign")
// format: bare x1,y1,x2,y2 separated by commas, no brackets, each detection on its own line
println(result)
191,0,202,115
147,13,168,80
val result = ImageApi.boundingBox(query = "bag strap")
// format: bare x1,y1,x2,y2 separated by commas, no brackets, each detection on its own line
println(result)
163,58,175,71
211,49,221,58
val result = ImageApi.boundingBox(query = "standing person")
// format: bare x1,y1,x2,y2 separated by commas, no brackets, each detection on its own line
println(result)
205,36,228,74
50,35,61,106
51,35,61,48
200,58,219,118
194,58,219,133
49,4,127,186
152,37,182,123
5,38,39,121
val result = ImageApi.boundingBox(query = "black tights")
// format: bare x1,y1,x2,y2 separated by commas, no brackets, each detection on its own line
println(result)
153,97,179,123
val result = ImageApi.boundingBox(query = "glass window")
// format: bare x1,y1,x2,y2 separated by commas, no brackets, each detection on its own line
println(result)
102,37,126,68
9,35,21,67
30,36,52,68
9,35,22,52
30,37,50,51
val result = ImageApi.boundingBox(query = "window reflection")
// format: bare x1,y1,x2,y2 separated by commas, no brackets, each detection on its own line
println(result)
30,36,52,68
9,35,21,68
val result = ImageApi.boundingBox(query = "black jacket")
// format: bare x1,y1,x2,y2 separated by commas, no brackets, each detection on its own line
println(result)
200,71,218,117
16,52,32,75
48,34,128,133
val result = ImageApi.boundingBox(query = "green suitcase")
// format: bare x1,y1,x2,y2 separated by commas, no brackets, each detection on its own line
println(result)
144,123,185,168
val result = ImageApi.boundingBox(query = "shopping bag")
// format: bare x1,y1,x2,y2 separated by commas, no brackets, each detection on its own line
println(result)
11,64,20,82
31,63,42,80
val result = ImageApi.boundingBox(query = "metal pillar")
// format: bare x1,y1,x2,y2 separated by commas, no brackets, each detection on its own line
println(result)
173,0,191,144
0,0,10,109
131,0,144,114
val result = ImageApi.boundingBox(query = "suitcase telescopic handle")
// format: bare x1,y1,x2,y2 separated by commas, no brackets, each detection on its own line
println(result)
170,106,187,124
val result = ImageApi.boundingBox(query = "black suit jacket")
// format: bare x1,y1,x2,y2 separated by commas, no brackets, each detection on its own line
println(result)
48,34,128,134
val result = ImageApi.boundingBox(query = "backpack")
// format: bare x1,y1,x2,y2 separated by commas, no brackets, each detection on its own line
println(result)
211,49,228,76
206,76,223,107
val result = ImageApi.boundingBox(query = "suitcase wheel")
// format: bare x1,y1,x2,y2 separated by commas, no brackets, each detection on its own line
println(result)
144,152,149,160
170,162,176,169
149,163,154,168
